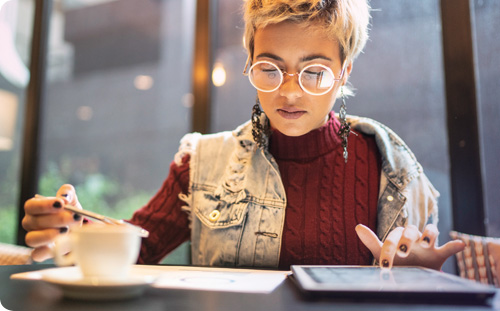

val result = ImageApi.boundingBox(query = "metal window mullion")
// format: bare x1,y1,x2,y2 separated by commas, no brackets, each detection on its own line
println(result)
16,0,52,245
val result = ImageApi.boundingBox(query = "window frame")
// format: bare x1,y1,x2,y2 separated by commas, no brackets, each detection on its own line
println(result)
16,0,490,245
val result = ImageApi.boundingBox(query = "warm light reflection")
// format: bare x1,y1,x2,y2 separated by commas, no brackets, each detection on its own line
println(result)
182,93,194,108
77,106,93,121
0,90,17,150
212,63,226,87
134,75,154,90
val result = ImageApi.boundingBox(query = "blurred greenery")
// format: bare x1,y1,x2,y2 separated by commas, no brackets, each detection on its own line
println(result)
37,161,152,220
0,206,17,244
0,157,20,244
0,161,153,244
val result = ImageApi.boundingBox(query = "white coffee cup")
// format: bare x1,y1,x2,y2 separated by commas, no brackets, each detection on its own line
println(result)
53,223,141,280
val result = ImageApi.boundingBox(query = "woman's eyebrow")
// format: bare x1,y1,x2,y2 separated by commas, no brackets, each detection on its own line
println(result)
255,53,332,63
300,54,332,62
255,53,284,62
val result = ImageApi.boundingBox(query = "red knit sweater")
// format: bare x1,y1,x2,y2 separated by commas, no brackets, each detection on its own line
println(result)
131,112,381,269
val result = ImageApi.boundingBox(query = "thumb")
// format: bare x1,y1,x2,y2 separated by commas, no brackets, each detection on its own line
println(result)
355,224,383,259
56,184,80,207
438,239,465,259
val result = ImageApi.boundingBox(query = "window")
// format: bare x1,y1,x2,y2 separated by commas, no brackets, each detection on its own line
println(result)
0,0,33,243
37,0,196,262
6,0,499,271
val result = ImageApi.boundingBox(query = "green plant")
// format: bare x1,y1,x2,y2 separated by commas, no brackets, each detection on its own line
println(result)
0,206,16,244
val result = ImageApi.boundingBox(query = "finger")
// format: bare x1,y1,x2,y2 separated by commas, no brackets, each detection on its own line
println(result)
420,224,439,248
437,239,466,259
24,196,65,216
380,227,404,269
355,224,383,259
22,211,79,231
31,245,54,262
397,225,421,258
25,228,66,248
56,184,79,206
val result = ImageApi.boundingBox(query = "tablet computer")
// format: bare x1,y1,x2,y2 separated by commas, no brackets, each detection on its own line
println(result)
290,265,497,304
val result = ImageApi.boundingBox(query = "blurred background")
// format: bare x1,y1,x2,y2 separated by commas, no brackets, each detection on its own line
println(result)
0,0,498,270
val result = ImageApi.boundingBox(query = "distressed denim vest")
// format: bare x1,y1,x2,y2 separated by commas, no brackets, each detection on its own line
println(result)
176,115,439,268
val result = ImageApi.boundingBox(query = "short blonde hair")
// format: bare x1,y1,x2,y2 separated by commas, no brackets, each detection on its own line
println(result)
243,0,371,64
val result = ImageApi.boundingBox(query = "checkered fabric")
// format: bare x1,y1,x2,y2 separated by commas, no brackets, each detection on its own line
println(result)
450,231,499,287
0,243,33,265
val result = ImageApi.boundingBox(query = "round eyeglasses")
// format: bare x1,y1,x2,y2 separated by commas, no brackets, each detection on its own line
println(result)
244,61,343,96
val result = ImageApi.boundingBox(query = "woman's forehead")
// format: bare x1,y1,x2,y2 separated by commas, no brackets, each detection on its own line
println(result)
253,21,341,62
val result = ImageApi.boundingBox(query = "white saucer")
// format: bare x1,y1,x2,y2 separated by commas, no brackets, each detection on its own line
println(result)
39,266,156,301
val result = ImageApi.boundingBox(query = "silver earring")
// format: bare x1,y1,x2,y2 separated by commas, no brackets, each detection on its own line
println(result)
337,86,351,163
251,97,269,148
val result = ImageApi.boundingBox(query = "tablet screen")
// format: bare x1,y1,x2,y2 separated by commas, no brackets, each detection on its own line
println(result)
291,265,496,303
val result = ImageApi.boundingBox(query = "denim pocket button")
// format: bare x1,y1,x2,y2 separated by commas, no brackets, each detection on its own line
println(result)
208,210,221,222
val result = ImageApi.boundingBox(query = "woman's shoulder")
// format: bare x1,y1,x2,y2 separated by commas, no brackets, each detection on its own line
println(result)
174,120,254,166
347,115,406,145
347,114,423,188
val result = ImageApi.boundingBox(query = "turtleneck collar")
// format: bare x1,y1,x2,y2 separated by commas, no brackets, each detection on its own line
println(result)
268,111,342,161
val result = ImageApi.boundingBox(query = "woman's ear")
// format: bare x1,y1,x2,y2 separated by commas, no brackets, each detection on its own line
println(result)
342,61,353,86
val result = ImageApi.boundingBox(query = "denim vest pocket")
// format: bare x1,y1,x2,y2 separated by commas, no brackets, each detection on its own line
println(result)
192,189,249,266
194,190,248,229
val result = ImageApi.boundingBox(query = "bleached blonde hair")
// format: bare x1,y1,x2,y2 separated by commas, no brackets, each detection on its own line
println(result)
243,0,371,64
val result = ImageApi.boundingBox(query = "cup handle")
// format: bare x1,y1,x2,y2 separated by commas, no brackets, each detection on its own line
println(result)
53,234,75,266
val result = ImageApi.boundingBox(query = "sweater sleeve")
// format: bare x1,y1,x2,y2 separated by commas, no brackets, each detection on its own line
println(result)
129,155,191,264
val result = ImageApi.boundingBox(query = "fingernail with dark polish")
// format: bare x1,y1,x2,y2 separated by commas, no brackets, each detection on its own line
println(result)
399,244,408,253
73,213,82,221
382,259,389,268
423,236,430,244
53,201,62,208
59,227,68,233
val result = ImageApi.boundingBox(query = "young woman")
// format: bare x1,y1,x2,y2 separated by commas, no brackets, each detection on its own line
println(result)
23,0,464,270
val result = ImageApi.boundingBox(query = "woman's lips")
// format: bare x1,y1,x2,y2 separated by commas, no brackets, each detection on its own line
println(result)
277,109,306,119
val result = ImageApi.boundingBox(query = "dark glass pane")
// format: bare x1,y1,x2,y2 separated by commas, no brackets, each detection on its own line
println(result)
473,0,500,237
211,0,254,132
348,0,453,272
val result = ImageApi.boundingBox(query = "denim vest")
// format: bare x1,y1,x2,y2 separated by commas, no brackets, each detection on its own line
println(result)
176,115,439,268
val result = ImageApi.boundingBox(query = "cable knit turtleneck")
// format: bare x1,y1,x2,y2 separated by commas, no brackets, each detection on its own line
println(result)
133,112,381,268
269,111,381,270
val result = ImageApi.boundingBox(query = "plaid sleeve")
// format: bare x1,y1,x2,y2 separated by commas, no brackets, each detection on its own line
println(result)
450,231,499,287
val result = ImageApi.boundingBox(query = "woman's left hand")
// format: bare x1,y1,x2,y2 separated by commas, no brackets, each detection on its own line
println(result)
355,224,465,270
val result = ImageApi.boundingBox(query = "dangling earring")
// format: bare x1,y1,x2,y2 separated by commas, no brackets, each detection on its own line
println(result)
251,97,269,149
337,86,351,163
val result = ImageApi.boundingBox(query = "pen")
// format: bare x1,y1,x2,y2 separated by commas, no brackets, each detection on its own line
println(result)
34,194,149,238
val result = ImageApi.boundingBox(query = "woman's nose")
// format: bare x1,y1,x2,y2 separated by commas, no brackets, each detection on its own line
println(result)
279,73,303,99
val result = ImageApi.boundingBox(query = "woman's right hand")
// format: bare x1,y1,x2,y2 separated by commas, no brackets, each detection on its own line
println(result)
23,184,84,262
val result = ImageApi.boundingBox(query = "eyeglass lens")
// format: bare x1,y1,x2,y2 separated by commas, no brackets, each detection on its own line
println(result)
249,62,335,94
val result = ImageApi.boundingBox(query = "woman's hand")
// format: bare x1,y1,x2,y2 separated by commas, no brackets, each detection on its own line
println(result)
355,224,465,270
23,184,83,262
